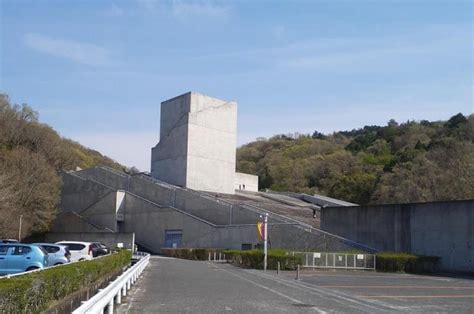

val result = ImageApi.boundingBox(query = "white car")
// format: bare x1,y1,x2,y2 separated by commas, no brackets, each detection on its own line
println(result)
55,241,93,262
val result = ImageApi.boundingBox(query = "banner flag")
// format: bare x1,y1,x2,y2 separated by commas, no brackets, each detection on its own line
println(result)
257,222,265,241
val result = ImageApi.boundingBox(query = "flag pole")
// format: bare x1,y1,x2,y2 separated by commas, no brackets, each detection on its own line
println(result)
264,213,268,272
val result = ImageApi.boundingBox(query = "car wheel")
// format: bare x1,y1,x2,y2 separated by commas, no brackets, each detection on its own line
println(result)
79,258,85,261
26,266,39,271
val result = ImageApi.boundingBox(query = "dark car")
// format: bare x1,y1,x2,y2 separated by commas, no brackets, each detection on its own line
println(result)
0,239,19,244
90,242,110,257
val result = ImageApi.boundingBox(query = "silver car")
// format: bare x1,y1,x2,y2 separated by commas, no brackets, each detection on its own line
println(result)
32,243,71,266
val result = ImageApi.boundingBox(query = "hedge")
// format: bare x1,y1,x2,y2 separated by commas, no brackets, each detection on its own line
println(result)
0,249,132,313
375,252,440,273
224,249,303,270
161,248,222,260
161,248,302,270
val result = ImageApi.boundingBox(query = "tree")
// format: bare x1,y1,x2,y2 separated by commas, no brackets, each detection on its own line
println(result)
445,113,468,129
0,94,126,238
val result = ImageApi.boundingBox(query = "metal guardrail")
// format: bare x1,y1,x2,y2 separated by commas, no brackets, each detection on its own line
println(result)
293,251,376,270
73,253,150,314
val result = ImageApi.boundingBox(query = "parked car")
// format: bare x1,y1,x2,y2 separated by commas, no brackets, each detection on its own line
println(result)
90,242,110,257
55,241,93,262
0,239,19,243
32,243,71,265
0,244,49,275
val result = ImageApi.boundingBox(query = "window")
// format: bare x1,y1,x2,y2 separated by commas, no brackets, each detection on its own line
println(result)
0,246,8,255
62,243,85,251
12,246,31,255
44,245,60,253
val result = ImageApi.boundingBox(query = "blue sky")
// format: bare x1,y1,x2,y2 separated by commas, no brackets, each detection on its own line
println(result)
1,0,472,170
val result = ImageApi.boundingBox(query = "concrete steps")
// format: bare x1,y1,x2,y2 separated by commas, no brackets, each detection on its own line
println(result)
69,167,377,253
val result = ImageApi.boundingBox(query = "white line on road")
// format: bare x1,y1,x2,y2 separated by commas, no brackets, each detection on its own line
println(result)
242,267,402,313
214,264,328,314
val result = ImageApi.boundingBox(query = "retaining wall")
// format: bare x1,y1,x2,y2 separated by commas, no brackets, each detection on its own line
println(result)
321,200,474,273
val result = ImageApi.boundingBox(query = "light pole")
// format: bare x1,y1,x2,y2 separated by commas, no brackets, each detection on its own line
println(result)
18,214,23,242
260,213,268,271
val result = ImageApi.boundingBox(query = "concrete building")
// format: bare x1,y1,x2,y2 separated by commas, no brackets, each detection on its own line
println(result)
151,92,257,194
46,91,474,274
51,166,367,254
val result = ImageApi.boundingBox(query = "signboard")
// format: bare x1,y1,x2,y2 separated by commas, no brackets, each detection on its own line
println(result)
357,254,364,260
313,253,321,259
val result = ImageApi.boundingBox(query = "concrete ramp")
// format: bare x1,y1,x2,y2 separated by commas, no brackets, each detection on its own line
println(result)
60,166,377,253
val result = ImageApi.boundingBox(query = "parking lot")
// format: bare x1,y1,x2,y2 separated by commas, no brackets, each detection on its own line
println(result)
118,257,474,313
277,268,474,313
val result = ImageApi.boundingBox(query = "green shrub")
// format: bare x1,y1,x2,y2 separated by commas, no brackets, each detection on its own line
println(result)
224,249,303,270
376,252,440,273
160,248,223,260
161,248,303,270
0,250,131,313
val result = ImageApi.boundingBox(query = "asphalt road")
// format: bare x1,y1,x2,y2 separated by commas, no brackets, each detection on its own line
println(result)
117,256,474,313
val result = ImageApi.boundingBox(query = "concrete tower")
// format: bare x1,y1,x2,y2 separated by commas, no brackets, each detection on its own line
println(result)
151,92,238,194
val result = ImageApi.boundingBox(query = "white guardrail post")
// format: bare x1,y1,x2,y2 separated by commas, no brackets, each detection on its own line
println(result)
73,253,150,314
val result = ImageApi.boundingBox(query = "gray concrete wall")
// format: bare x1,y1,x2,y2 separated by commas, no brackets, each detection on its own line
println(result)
151,92,237,194
80,192,118,232
186,93,237,194
128,176,176,207
121,193,257,252
321,200,474,273
121,192,349,253
45,232,135,250
50,212,111,233
151,93,190,187
59,168,371,254
234,172,259,192
76,167,128,190
60,172,114,213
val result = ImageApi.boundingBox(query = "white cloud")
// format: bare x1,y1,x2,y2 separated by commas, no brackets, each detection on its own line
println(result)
23,33,112,66
171,0,230,19
272,25,286,41
103,2,125,17
281,28,469,72
134,0,160,13
103,0,231,22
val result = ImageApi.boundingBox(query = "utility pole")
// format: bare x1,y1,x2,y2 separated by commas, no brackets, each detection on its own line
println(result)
18,214,23,242
263,213,268,272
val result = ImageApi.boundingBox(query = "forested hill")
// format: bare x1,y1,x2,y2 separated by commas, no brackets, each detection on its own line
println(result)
0,94,127,239
237,113,473,205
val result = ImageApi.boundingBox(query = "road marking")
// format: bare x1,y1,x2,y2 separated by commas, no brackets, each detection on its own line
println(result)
225,306,232,311
152,256,175,260
359,294,474,299
320,285,474,290
246,269,399,312
216,265,328,314
295,273,453,281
